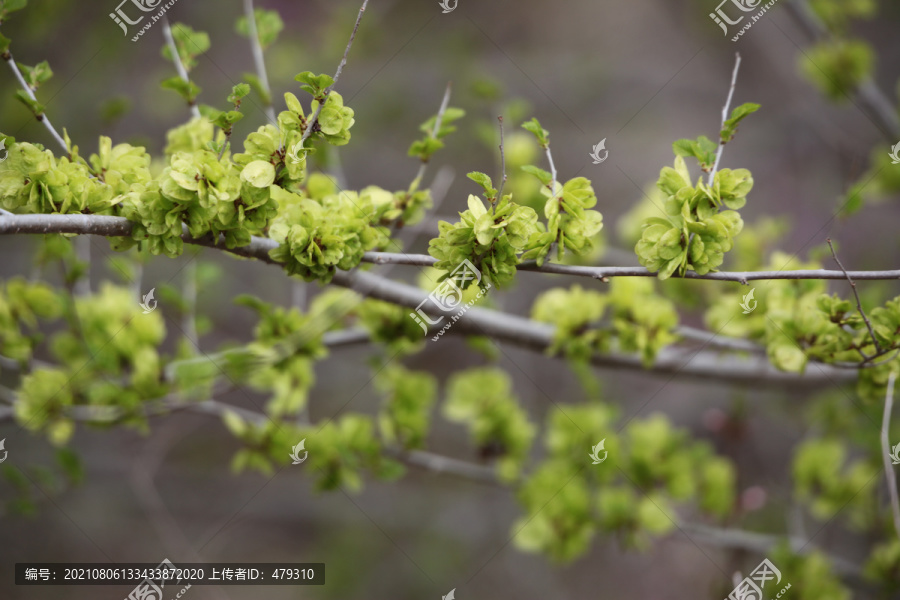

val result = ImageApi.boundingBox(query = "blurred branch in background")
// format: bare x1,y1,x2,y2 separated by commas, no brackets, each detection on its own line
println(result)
786,0,900,141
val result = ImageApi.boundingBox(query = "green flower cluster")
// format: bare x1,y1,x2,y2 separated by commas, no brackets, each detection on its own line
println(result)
520,175,604,265
705,252,900,373
514,406,735,560
443,367,536,482
0,138,149,215
793,438,878,528
356,298,426,355
268,185,388,283
635,155,751,279
0,277,62,363
532,279,678,366
429,186,538,289
375,365,437,450
231,295,327,417
226,412,402,488
770,544,853,600
14,284,167,445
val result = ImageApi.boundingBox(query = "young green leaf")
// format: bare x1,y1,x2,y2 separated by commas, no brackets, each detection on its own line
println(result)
720,102,760,143
522,117,549,148
467,171,498,201
160,23,210,72
295,71,335,101
235,8,284,49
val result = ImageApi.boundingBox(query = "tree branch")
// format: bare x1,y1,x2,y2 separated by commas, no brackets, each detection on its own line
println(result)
881,372,900,540
545,139,559,200
298,0,369,147
162,16,201,119
827,238,882,355
708,52,741,184
0,213,865,387
497,115,507,197
1,46,68,154
359,250,900,282
11,218,898,283
242,0,277,124
412,82,453,191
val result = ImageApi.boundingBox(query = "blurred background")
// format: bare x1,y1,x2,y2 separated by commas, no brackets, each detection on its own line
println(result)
1,0,900,598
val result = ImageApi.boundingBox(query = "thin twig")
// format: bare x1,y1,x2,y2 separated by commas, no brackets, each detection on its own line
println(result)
412,82,453,191
497,116,507,198
298,0,370,147
242,0,277,124
828,238,882,354
1,48,68,154
709,52,742,185
73,238,90,296
182,258,198,345
356,250,900,282
5,42,97,295
881,372,900,540
545,142,559,199
162,16,201,119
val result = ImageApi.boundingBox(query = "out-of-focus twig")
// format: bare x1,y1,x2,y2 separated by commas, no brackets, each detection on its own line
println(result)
881,372,900,540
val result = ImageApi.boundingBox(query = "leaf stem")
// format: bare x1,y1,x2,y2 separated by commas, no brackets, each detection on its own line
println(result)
708,52,741,186
162,16,201,119
1,47,68,154
881,372,900,540
497,115,507,198
412,81,453,191
242,0,277,125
